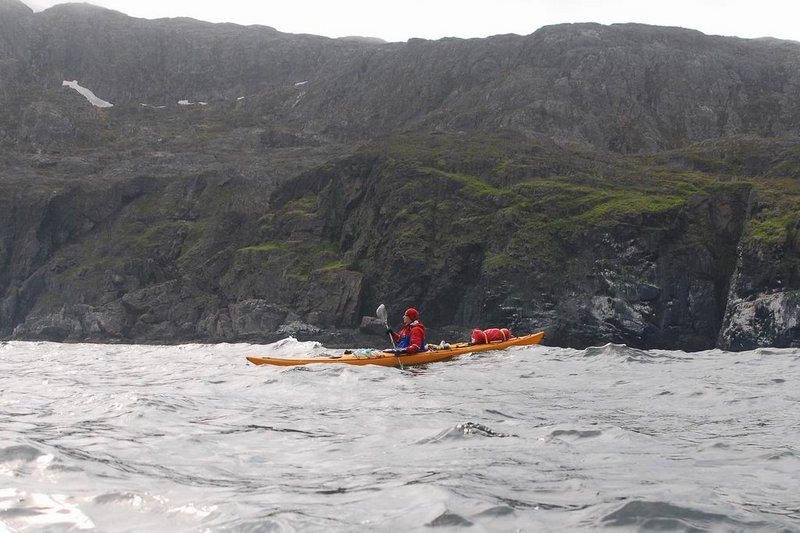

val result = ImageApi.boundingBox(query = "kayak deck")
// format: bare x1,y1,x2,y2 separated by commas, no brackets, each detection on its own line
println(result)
246,331,544,367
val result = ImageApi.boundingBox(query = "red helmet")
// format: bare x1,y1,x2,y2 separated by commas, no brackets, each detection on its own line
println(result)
404,308,419,321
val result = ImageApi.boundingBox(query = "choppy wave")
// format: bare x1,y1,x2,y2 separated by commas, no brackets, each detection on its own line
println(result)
581,342,692,363
602,499,780,531
419,422,515,444
1,339,799,531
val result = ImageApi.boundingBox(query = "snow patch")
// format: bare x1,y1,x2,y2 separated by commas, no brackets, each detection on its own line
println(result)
62,80,113,108
178,100,208,106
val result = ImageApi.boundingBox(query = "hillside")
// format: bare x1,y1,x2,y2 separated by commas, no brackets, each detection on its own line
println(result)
0,0,798,349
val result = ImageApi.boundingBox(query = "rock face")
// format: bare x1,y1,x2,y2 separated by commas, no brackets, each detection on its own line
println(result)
0,3,798,349
718,230,800,349
2,4,800,149
262,133,795,350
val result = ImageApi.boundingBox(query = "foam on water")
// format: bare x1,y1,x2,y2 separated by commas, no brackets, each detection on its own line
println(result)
1,339,798,531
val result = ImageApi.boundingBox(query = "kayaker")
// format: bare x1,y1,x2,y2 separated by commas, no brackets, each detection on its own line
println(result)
387,307,427,354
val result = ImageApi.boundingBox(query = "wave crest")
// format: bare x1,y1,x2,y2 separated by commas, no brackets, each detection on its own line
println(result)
603,500,766,530
581,343,676,363
420,422,515,443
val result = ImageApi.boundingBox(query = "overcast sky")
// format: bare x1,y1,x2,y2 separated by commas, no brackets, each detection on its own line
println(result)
22,0,800,43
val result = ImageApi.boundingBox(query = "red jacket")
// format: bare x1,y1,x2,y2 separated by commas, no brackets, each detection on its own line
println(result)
390,321,426,354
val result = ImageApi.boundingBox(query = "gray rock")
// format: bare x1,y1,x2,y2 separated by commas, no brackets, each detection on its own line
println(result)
719,291,800,350
359,316,386,337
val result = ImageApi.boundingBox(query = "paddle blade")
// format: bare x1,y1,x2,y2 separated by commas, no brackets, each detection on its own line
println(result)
376,304,388,325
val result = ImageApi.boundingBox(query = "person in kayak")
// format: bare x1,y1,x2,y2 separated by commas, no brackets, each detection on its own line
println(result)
387,307,427,354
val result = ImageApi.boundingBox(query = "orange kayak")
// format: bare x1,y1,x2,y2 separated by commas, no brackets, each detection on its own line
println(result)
246,331,544,367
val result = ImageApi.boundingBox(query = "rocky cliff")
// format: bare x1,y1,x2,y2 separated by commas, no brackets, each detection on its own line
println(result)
4,1,800,149
261,133,797,349
0,0,798,349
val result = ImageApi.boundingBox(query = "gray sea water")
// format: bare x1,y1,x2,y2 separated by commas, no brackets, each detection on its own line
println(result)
1,339,798,532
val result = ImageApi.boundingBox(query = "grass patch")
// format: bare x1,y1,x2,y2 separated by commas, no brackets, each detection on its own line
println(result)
238,242,285,253
745,215,796,246
422,167,514,199
575,193,686,226
133,220,193,245
315,260,346,272
283,195,317,217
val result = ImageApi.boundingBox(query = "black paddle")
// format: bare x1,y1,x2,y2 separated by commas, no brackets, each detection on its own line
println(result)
376,304,404,369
